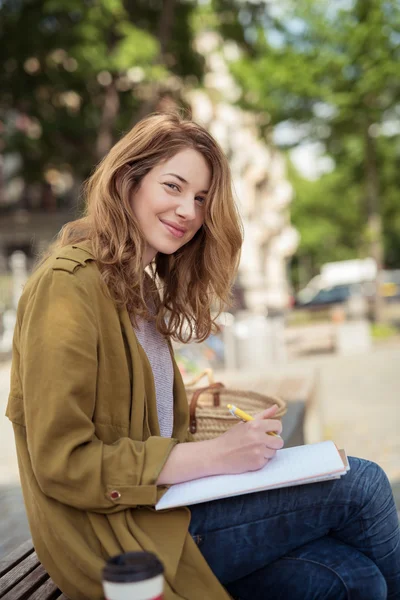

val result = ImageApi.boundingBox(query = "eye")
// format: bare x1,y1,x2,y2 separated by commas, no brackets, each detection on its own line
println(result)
195,196,206,205
164,182,180,192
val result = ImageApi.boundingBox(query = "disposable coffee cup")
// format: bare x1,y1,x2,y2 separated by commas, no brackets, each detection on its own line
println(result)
102,552,164,600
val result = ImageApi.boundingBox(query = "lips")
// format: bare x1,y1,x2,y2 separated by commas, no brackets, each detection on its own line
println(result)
160,220,187,239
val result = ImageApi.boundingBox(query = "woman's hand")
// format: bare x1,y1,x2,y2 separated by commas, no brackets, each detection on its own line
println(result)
211,404,284,475
157,405,284,485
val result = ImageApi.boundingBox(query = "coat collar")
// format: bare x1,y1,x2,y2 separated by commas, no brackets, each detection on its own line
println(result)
72,240,190,442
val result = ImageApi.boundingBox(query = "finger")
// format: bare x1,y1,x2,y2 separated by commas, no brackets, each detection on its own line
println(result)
247,417,283,437
263,447,277,460
258,418,283,436
265,435,284,450
253,404,279,421
267,418,283,435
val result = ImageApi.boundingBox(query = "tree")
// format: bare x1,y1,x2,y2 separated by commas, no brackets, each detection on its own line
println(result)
0,0,203,209
215,0,400,319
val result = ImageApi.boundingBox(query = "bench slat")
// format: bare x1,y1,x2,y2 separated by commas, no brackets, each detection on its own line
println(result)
1,564,49,600
0,540,34,578
0,551,40,597
28,575,63,600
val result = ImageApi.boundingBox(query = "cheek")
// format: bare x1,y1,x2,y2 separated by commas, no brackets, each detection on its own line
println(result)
189,219,204,241
132,182,164,218
196,212,205,230
151,192,174,216
133,195,160,224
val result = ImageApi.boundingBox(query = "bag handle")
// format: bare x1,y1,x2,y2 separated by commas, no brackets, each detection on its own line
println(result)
189,383,225,434
185,368,215,389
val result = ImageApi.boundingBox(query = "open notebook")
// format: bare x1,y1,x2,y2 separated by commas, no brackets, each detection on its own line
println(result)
156,441,349,511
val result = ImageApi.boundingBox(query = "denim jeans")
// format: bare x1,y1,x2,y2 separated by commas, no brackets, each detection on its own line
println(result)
188,457,400,599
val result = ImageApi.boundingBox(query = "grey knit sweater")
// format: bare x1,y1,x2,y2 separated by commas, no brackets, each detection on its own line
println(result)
133,316,174,438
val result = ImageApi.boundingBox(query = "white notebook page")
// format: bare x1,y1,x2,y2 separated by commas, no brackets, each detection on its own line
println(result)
156,440,348,510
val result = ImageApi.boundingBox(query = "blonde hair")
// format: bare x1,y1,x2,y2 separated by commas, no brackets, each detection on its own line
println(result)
54,112,243,342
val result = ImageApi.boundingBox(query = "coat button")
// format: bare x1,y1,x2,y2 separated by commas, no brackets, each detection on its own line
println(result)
110,490,121,500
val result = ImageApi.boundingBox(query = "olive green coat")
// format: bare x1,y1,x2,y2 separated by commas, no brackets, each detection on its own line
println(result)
6,243,230,600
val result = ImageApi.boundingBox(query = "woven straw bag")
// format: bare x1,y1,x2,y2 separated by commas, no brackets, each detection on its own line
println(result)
186,381,287,442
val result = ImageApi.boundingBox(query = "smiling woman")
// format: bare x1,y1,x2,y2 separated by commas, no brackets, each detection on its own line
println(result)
51,112,243,343
130,148,210,266
7,112,400,600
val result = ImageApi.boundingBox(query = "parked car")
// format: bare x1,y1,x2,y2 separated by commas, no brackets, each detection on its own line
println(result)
296,282,369,307
293,282,376,321
294,271,400,320
380,269,400,302
295,284,351,308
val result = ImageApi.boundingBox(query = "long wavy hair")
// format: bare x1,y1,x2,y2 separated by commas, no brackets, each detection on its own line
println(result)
53,112,243,342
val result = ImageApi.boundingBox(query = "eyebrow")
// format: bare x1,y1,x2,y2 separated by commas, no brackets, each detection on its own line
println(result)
164,172,208,194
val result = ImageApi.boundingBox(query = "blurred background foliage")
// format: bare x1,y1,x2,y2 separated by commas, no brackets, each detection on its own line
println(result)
1,0,400,276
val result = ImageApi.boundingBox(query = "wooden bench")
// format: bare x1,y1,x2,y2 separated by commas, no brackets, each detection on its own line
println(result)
0,372,317,599
0,539,68,600
0,541,237,600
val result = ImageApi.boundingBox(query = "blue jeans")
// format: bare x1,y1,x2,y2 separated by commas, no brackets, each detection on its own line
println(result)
188,458,400,599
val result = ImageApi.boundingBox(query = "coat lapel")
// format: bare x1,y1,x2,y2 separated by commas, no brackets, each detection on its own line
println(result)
119,305,190,443
170,347,191,439
118,306,161,440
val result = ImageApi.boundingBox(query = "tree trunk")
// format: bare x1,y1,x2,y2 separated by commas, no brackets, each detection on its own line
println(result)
365,123,384,322
158,0,176,56
96,80,120,161
134,0,177,123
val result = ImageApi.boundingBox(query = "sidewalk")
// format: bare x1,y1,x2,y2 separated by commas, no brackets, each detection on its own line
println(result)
0,361,30,557
218,343,400,509
0,362,20,485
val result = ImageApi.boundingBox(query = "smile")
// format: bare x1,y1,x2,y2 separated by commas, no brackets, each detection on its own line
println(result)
160,220,186,239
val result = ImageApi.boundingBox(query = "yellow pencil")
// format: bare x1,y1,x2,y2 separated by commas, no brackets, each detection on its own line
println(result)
227,404,281,438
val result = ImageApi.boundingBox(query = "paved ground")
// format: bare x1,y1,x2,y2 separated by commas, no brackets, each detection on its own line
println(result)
0,361,30,557
1,341,400,558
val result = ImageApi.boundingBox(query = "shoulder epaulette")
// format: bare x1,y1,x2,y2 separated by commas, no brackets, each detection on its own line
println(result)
52,244,95,274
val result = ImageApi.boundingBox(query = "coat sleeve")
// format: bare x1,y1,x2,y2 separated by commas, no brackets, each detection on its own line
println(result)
19,268,178,513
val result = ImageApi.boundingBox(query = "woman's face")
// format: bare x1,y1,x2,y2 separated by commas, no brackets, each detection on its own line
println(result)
130,148,211,266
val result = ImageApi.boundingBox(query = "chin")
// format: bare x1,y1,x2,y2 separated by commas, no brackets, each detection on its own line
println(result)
154,243,182,256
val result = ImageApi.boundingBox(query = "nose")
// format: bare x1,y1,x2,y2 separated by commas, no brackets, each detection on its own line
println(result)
175,195,196,220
